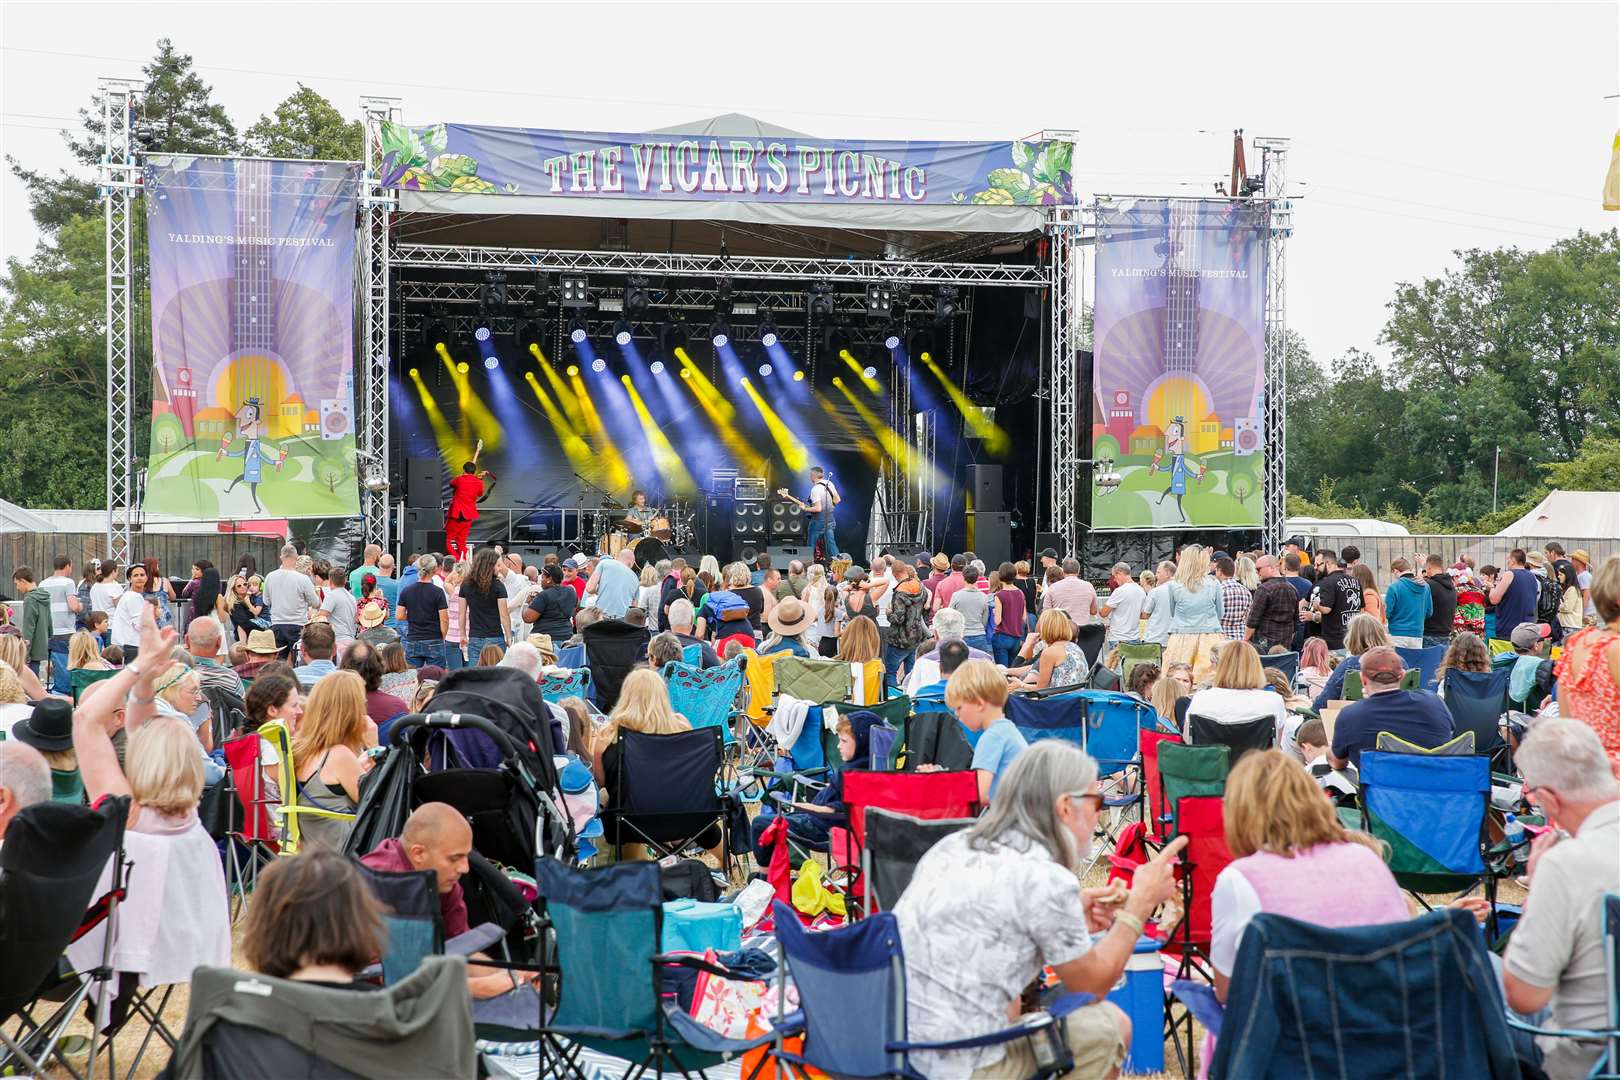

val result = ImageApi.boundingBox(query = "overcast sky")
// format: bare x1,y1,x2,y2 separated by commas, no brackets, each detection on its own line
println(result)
2,0,1615,363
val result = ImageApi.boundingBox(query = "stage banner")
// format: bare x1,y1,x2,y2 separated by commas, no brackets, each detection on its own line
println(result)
378,122,1075,206
1089,198,1269,530
141,156,363,521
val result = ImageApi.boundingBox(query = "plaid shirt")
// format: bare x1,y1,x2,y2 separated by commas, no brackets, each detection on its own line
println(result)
1218,576,1253,640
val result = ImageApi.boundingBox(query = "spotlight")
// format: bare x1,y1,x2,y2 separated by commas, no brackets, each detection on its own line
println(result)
832,376,844,387
560,275,591,309
408,367,419,378
514,309,546,352
714,277,735,315
740,376,750,385
759,311,780,348
680,368,691,379
474,326,492,343
480,270,509,309
483,355,499,370
808,281,835,319
569,317,588,344
792,370,805,382
865,282,894,318
591,358,607,373
935,285,960,324
421,303,450,351
710,320,731,348
659,316,689,355
622,275,651,316
863,365,878,380
566,364,580,376
650,361,665,375
456,361,470,374
884,326,901,350
620,374,631,384
758,363,773,377
613,320,633,347
921,351,931,363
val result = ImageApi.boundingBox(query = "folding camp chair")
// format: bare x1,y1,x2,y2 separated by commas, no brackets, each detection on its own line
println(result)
1359,750,1499,930
200,681,247,750
1395,644,1447,692
1443,667,1514,769
258,718,356,855
1161,794,1232,1077
838,769,980,913
602,727,737,874
1185,713,1276,764
1342,669,1365,701
221,732,279,922
860,808,973,913
866,695,911,769
1079,690,1154,854
1258,650,1298,685
1154,743,1229,836
1208,908,1519,1079
352,863,506,986
1005,690,1086,746
69,666,116,704
902,707,974,771
538,667,591,705
1375,730,1477,756
867,724,898,772
535,859,787,1079
1075,623,1107,670
771,901,1093,1080
581,618,652,712
662,659,744,750
1505,892,1620,1080
775,655,853,705
1116,641,1163,687
0,797,127,1080
1140,730,1182,842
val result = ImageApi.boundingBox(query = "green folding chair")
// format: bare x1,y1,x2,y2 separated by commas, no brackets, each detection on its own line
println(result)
1116,642,1163,688
70,667,117,704
1155,742,1230,835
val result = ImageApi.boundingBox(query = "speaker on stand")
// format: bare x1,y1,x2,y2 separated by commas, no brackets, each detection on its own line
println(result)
406,457,442,509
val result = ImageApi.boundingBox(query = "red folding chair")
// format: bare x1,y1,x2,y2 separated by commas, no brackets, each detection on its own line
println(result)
837,769,981,916
222,733,280,922
1140,730,1180,843
1162,794,1232,1076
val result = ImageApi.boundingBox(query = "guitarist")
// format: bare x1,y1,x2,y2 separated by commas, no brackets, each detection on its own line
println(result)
445,447,496,562
778,466,842,564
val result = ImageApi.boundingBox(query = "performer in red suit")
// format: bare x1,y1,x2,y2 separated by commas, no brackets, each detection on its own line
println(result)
445,460,495,562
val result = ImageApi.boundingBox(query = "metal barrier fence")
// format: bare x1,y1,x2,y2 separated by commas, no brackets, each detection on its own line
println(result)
1310,535,1620,587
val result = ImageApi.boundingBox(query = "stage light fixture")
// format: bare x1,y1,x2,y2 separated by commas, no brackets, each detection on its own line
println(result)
758,363,773,377
739,376,750,386
483,355,499,370
865,283,894,318
620,374,631,384
863,365,878,380
560,275,592,309
680,368,691,379
658,315,689,356
760,312,780,348
935,285,959,323
421,303,450,351
622,275,651,316
808,281,835,319
884,326,901,350
650,361,665,375
408,367,419,378
715,277,735,315
710,320,731,348
591,358,607,373
474,326,492,342
569,317,588,344
566,364,580,376
613,320,633,346
514,309,546,352
793,370,805,382
480,271,509,308
457,361,470,374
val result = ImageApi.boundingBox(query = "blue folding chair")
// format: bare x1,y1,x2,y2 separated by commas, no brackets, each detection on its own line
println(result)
1506,892,1620,1080
681,643,703,667
1078,690,1152,828
1442,667,1513,767
1209,908,1519,1079
534,859,789,1079
538,667,591,706
1258,650,1299,685
1395,644,1447,692
661,659,744,747
1004,691,1086,746
771,901,1092,1080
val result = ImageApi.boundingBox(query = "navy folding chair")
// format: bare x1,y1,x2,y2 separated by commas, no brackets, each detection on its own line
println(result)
1395,644,1447,692
771,901,1092,1080
1258,650,1298,685
1186,713,1276,765
1005,691,1085,746
1443,667,1513,766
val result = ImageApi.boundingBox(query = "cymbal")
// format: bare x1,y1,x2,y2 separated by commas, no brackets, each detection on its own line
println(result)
620,519,644,534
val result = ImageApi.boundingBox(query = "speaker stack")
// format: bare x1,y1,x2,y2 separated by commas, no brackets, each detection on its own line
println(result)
965,463,1012,568
732,477,769,558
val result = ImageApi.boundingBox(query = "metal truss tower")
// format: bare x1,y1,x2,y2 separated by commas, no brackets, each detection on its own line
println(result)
101,79,142,565
360,98,400,549
1256,137,1292,550
1047,204,1085,556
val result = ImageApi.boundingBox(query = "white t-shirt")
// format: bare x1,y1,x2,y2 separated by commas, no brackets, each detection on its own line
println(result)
89,581,125,619
39,574,78,636
112,589,148,646
1185,686,1290,743
1142,581,1174,645
319,587,358,642
1102,581,1147,641
1578,568,1594,616
809,480,837,516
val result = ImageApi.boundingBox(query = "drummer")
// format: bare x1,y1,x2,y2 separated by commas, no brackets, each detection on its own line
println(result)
620,489,659,532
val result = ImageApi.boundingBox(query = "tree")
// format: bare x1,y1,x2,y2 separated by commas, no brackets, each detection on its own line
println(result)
9,38,238,233
244,84,363,161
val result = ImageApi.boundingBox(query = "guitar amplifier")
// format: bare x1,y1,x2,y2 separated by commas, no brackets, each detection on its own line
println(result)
732,477,768,502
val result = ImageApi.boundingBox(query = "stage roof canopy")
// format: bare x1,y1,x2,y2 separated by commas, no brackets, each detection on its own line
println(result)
391,113,1071,259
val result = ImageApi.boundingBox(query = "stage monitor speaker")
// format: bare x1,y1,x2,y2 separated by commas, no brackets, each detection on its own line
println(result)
1034,532,1068,560
405,457,442,509
965,511,1012,570
403,508,447,558
765,544,809,567
967,464,1003,513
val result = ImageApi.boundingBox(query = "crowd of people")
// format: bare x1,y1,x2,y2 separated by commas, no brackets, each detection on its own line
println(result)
1,531,1617,1080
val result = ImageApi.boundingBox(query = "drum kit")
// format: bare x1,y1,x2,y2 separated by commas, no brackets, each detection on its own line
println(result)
590,503,692,568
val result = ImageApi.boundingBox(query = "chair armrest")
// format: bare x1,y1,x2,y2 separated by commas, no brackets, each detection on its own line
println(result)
650,952,747,981
447,922,506,956
889,995,1095,1053
1505,1017,1620,1041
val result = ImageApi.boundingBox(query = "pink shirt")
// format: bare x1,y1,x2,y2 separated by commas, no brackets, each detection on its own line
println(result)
933,573,967,609
1042,576,1099,626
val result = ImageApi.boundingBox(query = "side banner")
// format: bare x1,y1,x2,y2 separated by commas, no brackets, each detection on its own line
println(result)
142,157,362,520
378,122,1075,207
1089,199,1269,530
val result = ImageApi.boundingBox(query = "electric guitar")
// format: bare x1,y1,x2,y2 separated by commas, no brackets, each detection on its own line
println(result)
777,483,839,512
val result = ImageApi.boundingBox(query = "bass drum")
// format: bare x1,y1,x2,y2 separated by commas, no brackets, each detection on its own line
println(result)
628,536,668,571
649,515,673,542
597,531,628,557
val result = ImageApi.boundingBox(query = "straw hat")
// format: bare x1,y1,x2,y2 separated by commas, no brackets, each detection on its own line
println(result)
244,629,281,655
527,632,557,663
1572,549,1591,567
357,603,387,628
929,553,950,572
767,597,814,638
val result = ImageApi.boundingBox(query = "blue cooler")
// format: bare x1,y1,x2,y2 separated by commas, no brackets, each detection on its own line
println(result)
1118,935,1165,1074
660,898,742,954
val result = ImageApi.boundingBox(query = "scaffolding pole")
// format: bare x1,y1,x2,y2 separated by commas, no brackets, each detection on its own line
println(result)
360,97,400,550
101,79,142,565
1257,137,1292,550
1047,205,1084,556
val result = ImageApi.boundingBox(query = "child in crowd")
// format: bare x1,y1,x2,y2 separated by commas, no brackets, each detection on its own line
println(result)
101,644,125,667
1296,717,1357,800
1125,661,1160,703
947,659,1027,803
86,610,110,648
750,711,879,864
1298,637,1333,699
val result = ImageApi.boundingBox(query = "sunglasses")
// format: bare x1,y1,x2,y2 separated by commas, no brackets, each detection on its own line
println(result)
1068,792,1104,814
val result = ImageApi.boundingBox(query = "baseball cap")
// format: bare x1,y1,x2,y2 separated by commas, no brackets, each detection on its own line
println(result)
1359,646,1406,685
1510,622,1551,650
1039,547,1058,559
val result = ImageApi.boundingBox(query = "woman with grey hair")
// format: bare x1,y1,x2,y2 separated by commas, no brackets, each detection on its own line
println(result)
894,741,1185,1079
497,641,543,680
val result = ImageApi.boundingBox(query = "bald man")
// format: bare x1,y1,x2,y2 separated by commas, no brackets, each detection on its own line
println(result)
360,801,473,936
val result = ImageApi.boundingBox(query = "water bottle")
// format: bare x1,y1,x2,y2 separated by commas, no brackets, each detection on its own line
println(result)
1503,813,1526,870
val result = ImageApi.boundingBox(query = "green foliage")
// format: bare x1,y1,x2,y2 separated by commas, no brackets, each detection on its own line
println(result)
952,140,1074,205
243,84,362,161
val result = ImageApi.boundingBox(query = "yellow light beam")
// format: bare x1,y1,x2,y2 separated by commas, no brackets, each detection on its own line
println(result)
529,343,585,432
674,347,737,421
408,368,464,468
839,349,883,394
566,371,631,490
831,376,948,494
620,375,697,495
919,351,1009,454
811,387,885,470
523,372,595,474
435,342,504,450
737,377,808,472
